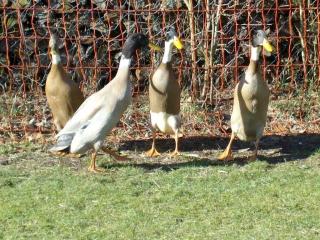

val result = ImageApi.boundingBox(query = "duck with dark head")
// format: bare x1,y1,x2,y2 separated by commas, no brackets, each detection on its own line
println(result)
50,33,160,172
218,29,274,161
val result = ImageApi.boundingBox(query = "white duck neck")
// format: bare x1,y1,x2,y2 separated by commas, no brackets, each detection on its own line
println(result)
115,56,132,80
51,54,61,64
118,56,132,70
162,41,173,64
250,46,261,61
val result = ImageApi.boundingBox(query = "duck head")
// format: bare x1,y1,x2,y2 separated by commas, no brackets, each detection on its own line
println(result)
49,33,62,64
252,30,274,56
166,27,183,50
121,33,160,59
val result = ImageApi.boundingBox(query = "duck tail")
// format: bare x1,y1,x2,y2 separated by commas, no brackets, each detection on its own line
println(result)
49,133,74,153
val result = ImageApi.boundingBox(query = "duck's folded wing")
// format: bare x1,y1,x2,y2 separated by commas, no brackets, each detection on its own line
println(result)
56,92,101,138
49,132,75,152
50,121,91,153
70,108,119,153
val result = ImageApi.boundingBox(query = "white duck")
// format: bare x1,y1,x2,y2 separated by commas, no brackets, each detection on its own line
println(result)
50,33,160,172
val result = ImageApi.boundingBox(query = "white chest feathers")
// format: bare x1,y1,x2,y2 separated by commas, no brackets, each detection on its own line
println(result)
150,112,181,134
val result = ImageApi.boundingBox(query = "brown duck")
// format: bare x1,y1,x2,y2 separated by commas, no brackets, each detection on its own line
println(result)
219,30,274,161
45,34,84,131
147,28,183,157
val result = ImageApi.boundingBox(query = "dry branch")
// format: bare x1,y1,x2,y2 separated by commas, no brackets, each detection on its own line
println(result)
183,0,198,99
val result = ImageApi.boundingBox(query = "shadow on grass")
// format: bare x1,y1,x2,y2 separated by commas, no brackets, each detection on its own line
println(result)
257,133,320,164
100,157,246,172
110,133,320,171
119,135,218,152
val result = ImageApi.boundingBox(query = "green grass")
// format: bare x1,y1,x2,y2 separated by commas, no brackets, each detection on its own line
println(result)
1,144,320,239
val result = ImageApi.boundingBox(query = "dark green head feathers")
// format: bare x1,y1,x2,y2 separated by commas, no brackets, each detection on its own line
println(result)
121,33,149,59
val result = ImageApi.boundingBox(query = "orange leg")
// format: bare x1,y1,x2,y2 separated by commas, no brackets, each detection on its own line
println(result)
170,130,180,157
88,151,104,173
218,132,235,161
247,138,260,162
146,130,160,157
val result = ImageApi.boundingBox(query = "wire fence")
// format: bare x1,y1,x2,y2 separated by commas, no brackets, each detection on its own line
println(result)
0,0,320,142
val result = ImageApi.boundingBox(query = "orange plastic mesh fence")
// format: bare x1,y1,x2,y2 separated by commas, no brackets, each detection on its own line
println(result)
0,0,319,141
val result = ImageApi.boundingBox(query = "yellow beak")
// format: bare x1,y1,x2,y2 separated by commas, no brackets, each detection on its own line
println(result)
173,37,183,50
262,38,273,53
148,43,161,51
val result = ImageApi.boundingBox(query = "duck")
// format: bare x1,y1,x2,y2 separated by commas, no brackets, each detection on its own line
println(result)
50,33,160,172
45,34,84,131
218,30,274,161
146,27,183,157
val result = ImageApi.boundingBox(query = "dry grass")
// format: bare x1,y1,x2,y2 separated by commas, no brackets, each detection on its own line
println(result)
1,89,319,145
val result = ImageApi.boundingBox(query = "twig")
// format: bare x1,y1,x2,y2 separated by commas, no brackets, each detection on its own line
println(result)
201,0,211,99
209,0,222,104
183,0,197,100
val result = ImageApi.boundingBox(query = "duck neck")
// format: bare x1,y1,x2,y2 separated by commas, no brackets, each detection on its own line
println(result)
248,46,261,73
51,52,61,65
162,41,173,64
115,56,132,78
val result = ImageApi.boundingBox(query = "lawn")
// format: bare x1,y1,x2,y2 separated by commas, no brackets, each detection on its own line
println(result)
0,138,320,239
